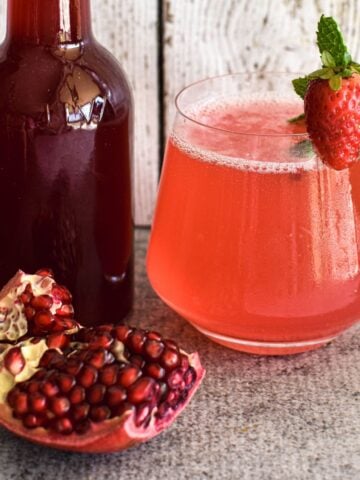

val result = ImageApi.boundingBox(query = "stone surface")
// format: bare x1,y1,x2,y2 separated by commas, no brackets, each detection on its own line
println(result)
0,229,359,480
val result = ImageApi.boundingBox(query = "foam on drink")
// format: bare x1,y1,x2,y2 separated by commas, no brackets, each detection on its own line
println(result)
171,94,321,174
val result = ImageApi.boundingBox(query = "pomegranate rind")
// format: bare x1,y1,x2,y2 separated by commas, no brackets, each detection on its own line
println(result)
0,353,205,453
0,339,49,402
0,271,29,341
0,270,78,342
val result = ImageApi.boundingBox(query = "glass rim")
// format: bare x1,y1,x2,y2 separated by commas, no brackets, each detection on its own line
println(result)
174,72,309,138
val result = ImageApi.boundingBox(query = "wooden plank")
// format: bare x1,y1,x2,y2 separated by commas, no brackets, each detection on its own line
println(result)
0,0,160,226
163,0,360,134
93,0,159,226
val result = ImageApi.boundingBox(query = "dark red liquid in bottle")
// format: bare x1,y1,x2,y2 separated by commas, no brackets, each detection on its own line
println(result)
0,0,133,326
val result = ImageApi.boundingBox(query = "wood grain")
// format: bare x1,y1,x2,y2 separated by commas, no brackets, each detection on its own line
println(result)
0,0,160,226
163,0,360,133
92,0,160,226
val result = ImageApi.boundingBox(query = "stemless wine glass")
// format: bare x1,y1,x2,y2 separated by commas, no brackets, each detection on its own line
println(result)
147,72,360,355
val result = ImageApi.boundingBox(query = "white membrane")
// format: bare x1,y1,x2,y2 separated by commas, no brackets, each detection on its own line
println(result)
173,94,320,174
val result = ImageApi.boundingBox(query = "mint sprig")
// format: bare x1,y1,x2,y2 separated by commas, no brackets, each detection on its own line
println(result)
317,15,351,66
292,15,359,99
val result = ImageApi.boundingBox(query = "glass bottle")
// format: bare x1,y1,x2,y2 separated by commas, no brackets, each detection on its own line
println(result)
0,0,133,326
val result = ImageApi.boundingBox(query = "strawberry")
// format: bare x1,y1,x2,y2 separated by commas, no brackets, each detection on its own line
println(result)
305,75,360,170
292,15,360,170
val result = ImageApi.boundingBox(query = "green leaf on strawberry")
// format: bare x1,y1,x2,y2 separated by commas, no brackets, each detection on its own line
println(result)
321,51,336,68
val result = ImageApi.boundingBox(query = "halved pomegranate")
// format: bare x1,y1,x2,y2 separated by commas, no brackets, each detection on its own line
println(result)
0,271,205,453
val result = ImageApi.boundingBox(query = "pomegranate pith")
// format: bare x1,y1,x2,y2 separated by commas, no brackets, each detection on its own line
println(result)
0,270,205,453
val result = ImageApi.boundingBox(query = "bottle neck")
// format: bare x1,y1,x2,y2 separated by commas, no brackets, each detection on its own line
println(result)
6,0,92,45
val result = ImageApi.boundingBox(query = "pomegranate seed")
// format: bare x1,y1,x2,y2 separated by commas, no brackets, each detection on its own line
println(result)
50,396,71,416
99,364,118,386
71,403,90,422
4,347,25,376
29,393,47,413
165,390,181,408
34,311,54,329
52,317,78,332
90,405,111,423
89,332,113,349
129,354,145,369
117,365,141,388
56,373,75,393
144,363,166,380
156,402,171,419
55,304,74,317
160,347,181,371
147,331,162,341
75,419,91,434
7,388,20,408
46,332,70,349
52,417,73,435
86,348,111,369
164,339,179,351
112,401,135,418
106,385,127,407
31,295,53,310
63,358,84,376
72,349,88,362
20,292,32,304
113,325,133,342
127,377,156,405
52,285,72,303
24,306,36,319
166,390,187,409
69,385,86,405
144,339,164,361
126,330,146,354
184,367,197,389
167,368,185,389
40,381,59,397
12,392,29,415
23,414,44,428
32,369,47,381
36,268,54,277
77,365,98,388
26,382,40,394
39,349,64,368
180,354,190,371
135,403,151,427
86,384,106,405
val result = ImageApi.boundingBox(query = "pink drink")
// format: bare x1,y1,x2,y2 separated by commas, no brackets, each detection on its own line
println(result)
147,74,360,354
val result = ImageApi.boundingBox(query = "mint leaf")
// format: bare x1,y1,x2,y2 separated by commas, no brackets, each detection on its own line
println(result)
290,140,314,158
317,15,350,67
321,51,336,68
292,77,310,99
288,113,305,123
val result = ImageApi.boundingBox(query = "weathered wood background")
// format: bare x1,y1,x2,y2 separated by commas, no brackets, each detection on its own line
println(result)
0,0,360,225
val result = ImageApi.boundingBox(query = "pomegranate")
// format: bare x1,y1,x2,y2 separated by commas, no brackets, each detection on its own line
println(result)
0,271,205,452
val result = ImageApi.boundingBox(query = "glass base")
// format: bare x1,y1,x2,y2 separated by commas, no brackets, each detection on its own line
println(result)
191,323,338,355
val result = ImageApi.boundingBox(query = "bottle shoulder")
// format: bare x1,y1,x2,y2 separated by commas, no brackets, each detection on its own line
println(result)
0,40,132,124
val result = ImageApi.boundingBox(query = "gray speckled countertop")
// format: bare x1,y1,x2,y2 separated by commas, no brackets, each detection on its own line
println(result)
0,229,359,480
